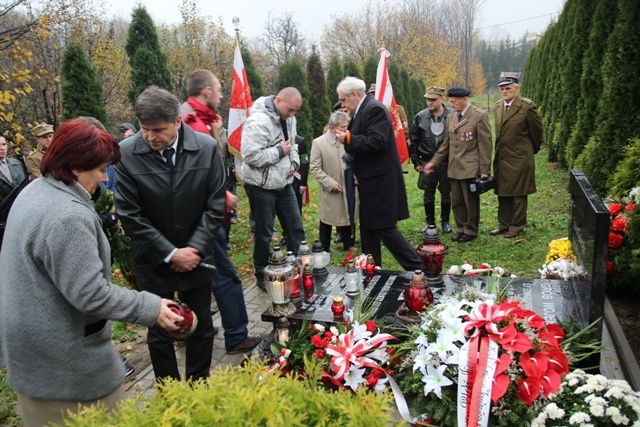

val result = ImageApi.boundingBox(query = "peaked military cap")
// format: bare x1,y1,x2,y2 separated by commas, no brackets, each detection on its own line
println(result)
30,123,54,137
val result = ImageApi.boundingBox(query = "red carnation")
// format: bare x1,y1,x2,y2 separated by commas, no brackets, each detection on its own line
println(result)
314,349,325,359
609,203,622,217
606,260,615,276
365,320,377,332
626,203,636,213
608,232,624,249
311,335,325,348
611,215,628,232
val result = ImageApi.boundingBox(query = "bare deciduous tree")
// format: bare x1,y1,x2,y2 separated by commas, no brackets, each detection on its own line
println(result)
259,10,306,67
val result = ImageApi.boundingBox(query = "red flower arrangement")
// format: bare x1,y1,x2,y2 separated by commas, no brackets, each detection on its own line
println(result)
607,200,636,278
608,232,624,249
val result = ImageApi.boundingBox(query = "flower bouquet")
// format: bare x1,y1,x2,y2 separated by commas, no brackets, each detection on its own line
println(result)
539,238,587,281
269,317,397,392
532,369,640,426
395,287,571,427
446,261,515,296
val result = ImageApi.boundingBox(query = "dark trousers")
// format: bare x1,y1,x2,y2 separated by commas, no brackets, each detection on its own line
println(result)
360,224,421,271
451,178,480,236
211,227,248,351
497,195,528,233
319,221,354,252
418,166,451,223
147,284,214,382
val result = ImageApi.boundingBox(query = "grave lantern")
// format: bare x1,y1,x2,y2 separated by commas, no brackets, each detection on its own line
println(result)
264,245,295,315
416,224,448,286
311,239,330,277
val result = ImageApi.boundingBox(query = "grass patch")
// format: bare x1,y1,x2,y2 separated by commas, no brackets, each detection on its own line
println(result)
111,321,140,341
0,369,20,426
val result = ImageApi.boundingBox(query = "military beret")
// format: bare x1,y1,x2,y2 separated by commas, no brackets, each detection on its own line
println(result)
119,122,137,134
367,83,376,94
424,86,446,99
447,87,471,98
30,123,54,137
332,101,343,111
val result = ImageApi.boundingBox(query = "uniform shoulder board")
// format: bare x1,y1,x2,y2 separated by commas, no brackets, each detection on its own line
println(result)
521,97,533,104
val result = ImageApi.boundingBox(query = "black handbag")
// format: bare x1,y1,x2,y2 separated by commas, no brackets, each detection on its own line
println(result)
469,176,496,195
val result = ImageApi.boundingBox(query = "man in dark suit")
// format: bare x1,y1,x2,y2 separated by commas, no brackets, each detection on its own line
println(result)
114,86,227,382
425,87,492,243
490,73,543,239
334,77,420,270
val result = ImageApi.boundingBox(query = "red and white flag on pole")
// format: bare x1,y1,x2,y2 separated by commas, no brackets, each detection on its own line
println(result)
227,38,252,159
375,48,410,166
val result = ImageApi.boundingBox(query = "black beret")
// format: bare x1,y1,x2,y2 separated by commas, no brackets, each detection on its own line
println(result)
332,101,343,111
118,122,136,133
447,87,471,97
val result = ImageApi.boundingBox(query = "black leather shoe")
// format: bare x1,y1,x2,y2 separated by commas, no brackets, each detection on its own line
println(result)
441,221,452,234
452,233,463,242
333,233,343,243
456,234,476,243
421,222,435,233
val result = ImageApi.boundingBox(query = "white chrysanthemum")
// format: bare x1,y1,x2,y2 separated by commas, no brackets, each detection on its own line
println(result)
568,412,591,424
606,407,621,417
575,384,595,394
611,379,633,393
545,403,565,420
605,386,625,399
589,404,604,417
585,395,606,406
313,324,325,332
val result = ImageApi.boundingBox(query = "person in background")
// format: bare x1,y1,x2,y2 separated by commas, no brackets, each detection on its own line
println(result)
0,119,181,427
179,69,259,355
334,77,420,270
0,135,27,249
291,135,309,214
310,111,357,253
118,123,136,140
490,73,543,239
25,122,54,180
114,86,226,382
409,86,453,234
425,87,492,243
241,87,306,291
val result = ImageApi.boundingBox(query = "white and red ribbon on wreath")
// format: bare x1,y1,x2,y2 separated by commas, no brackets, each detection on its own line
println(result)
324,332,395,382
267,347,291,372
458,336,499,427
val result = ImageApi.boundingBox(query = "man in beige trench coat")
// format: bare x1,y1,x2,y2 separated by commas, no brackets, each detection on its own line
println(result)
489,73,543,239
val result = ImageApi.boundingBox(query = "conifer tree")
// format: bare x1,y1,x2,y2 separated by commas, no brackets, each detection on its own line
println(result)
275,58,312,143
582,0,640,193
343,60,362,80
60,42,107,124
565,0,617,167
363,55,378,89
306,48,330,139
241,45,264,100
125,6,173,105
326,56,343,100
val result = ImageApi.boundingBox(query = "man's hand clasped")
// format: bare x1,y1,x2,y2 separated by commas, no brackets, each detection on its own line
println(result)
170,247,201,272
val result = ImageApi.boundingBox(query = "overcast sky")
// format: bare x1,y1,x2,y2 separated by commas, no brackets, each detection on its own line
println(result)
107,0,565,42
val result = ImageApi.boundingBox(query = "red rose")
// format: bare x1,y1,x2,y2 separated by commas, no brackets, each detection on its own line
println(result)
324,331,333,341
366,367,385,388
311,335,325,348
609,203,622,217
365,320,377,332
608,232,624,249
314,349,325,359
626,203,636,213
606,260,615,277
611,215,628,232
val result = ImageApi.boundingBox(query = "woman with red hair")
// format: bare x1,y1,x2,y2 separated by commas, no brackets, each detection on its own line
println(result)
0,119,182,427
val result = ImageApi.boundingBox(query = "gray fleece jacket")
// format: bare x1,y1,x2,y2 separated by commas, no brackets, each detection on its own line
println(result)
0,176,160,400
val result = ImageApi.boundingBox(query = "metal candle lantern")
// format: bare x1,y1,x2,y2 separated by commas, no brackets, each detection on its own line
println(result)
275,316,290,345
286,251,302,307
311,239,330,277
264,245,296,316
415,224,448,286
344,259,361,297
297,241,314,272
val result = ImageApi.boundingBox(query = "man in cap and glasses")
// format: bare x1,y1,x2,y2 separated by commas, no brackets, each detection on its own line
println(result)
25,122,54,180
425,87,492,243
489,73,542,239
409,86,453,234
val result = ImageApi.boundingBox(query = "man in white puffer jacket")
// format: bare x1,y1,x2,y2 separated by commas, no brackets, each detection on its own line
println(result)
241,87,306,290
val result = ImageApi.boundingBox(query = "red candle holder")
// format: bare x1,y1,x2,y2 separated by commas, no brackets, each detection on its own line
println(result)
302,263,314,299
365,254,376,276
416,224,448,286
286,251,302,305
404,270,434,313
167,301,198,341
331,296,345,319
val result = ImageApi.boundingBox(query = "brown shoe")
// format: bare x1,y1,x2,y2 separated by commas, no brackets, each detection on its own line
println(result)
489,228,507,236
227,335,262,355
504,231,519,239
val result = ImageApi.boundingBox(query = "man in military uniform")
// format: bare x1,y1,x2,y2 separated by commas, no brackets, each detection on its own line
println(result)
409,86,453,234
425,87,492,243
25,122,54,179
489,73,543,239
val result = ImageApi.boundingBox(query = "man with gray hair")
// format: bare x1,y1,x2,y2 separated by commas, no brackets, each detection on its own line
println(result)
241,87,306,291
334,77,420,271
114,86,227,382
310,111,356,252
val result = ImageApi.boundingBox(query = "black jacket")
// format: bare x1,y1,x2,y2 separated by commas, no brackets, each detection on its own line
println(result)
409,106,452,166
114,124,226,293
